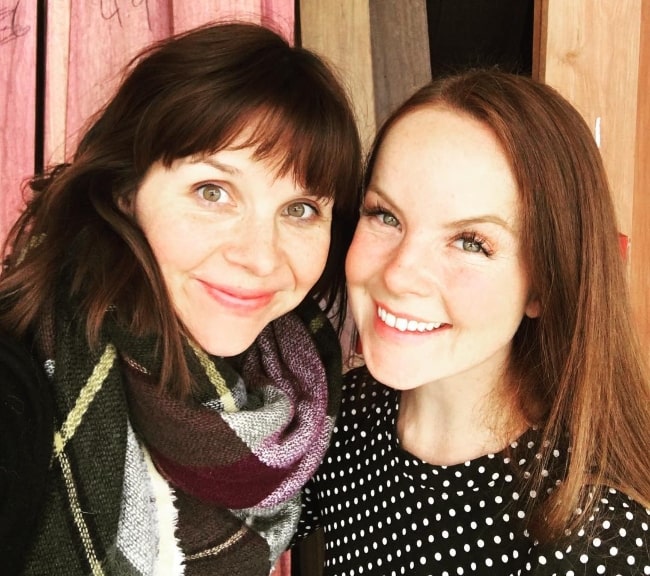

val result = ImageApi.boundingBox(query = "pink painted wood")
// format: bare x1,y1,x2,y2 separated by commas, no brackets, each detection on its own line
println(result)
171,0,293,42
0,0,37,242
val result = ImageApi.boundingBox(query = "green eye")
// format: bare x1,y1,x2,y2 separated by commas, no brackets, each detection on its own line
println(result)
382,214,399,227
197,184,225,202
462,238,482,252
286,202,317,219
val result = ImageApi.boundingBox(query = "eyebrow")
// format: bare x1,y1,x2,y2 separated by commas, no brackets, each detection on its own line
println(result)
366,186,515,232
191,156,241,176
190,155,324,200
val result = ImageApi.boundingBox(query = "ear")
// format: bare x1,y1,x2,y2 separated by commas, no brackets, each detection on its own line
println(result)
524,297,541,319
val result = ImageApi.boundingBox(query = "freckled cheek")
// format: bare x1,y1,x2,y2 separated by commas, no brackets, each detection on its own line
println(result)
292,230,331,287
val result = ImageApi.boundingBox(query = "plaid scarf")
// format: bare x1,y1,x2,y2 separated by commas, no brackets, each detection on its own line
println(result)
22,295,341,575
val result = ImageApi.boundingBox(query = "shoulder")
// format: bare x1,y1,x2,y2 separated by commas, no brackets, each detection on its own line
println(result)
529,489,650,575
0,331,54,571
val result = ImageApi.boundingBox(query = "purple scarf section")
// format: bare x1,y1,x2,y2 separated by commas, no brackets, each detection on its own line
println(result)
124,308,339,511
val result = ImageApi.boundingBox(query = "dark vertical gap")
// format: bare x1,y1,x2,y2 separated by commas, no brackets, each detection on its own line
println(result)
34,0,47,174
426,0,535,77
293,0,302,47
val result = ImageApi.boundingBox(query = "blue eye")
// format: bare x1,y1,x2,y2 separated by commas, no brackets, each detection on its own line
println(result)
196,183,228,203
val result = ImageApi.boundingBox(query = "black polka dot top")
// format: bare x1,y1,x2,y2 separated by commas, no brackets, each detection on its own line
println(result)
297,367,650,575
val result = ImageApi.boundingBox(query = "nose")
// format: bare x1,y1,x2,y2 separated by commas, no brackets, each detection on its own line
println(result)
222,217,282,277
382,233,438,296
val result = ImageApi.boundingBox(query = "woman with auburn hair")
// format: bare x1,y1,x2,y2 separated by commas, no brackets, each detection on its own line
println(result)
0,21,361,575
296,69,649,574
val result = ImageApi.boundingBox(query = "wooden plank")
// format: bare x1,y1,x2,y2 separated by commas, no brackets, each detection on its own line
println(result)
369,0,430,127
171,0,293,43
300,0,375,150
542,0,642,236
46,1,172,163
630,0,650,357
0,0,37,242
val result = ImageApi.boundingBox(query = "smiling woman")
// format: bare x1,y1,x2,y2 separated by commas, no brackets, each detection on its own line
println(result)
0,21,361,576
295,69,650,575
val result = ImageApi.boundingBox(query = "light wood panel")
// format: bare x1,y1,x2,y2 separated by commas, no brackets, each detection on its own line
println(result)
0,0,37,241
539,0,641,236
631,1,650,356
536,0,649,357
300,0,375,150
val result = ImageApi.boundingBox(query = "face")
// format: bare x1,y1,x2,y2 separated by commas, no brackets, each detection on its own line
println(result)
134,141,333,356
346,106,539,392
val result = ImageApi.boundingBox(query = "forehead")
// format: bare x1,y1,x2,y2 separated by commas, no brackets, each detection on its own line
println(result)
372,107,520,222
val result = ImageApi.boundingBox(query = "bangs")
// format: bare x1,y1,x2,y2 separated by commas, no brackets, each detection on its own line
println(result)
135,90,359,209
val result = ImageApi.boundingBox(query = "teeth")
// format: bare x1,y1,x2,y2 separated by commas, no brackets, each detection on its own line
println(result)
377,307,442,332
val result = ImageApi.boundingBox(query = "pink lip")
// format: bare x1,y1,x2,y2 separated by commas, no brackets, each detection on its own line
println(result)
198,280,275,311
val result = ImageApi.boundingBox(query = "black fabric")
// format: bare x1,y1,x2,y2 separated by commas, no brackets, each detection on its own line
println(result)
0,331,53,575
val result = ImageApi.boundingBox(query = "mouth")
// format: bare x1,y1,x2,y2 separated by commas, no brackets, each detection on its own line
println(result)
377,306,443,333
199,280,275,310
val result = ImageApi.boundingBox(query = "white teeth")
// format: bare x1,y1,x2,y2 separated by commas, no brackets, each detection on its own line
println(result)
377,307,442,332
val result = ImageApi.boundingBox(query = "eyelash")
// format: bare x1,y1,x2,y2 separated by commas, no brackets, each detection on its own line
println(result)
456,231,492,256
360,201,400,227
361,198,495,259
194,183,321,221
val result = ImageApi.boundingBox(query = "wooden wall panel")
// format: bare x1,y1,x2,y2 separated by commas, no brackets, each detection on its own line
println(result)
45,1,173,165
369,0,430,128
171,0,294,42
300,0,375,150
0,0,37,241
630,1,650,358
537,0,649,359
300,0,430,152
540,0,641,236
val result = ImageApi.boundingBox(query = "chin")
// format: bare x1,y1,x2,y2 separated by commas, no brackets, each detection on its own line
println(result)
194,335,257,358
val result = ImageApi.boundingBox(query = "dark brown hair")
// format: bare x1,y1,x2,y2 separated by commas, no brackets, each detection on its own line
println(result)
0,22,362,395
365,68,650,541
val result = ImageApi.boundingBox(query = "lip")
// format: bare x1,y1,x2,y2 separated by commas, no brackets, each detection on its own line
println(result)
198,280,275,311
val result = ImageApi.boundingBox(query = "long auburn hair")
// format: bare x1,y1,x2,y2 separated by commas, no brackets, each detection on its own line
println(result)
0,21,362,396
365,69,650,541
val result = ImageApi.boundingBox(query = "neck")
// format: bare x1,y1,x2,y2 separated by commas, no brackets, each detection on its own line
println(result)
396,375,527,466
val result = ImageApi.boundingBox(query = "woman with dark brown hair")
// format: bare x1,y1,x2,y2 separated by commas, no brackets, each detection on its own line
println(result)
297,69,649,574
0,21,361,575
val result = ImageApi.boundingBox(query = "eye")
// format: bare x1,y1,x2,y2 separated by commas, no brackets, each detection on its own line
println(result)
286,202,319,219
196,183,229,203
455,232,491,256
361,202,400,228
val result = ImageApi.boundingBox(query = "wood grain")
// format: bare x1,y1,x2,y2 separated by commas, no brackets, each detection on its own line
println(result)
630,0,650,356
0,0,37,241
300,0,376,150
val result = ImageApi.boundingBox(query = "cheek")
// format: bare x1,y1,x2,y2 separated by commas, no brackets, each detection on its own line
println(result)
450,265,529,324
292,229,332,286
345,231,380,286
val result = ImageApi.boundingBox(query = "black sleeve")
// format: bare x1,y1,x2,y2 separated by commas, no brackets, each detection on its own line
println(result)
0,331,54,575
